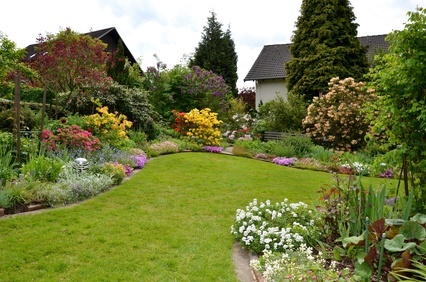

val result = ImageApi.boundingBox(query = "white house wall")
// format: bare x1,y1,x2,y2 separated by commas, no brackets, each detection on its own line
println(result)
255,79,288,110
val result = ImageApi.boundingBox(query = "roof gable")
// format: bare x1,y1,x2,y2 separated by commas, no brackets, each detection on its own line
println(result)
244,34,389,82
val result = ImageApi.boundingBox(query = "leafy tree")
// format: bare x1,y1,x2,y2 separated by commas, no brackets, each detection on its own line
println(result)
190,11,238,97
142,65,188,121
367,8,426,213
237,87,256,111
0,32,35,98
107,39,143,88
29,28,112,110
303,77,376,152
176,65,231,117
286,0,369,102
143,64,231,122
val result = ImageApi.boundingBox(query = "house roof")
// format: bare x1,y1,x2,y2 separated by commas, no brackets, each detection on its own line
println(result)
25,27,138,66
244,34,389,82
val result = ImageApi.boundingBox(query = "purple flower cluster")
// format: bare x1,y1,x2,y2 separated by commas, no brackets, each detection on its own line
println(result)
202,146,223,153
130,154,148,169
272,157,298,166
380,169,393,178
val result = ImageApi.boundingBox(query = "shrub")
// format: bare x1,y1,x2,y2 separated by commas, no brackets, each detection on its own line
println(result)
184,108,223,146
231,198,321,254
221,112,256,143
84,106,133,148
41,125,101,152
0,106,37,132
147,140,180,156
231,145,253,158
177,66,230,115
171,110,190,136
303,77,377,152
257,92,307,132
39,162,114,206
101,162,127,185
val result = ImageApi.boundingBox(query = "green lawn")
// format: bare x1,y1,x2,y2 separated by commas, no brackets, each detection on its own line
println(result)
0,152,399,281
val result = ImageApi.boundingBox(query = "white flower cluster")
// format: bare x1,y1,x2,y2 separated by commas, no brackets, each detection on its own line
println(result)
250,244,342,282
231,198,319,254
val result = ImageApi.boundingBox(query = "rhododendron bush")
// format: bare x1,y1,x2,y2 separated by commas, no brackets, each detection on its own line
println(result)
42,125,101,152
84,106,132,148
184,108,222,146
303,77,377,152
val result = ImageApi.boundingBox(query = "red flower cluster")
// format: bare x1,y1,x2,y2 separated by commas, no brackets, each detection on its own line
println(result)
171,110,190,135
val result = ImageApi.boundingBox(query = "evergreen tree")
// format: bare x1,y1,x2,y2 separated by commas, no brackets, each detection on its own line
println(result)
190,11,238,97
285,0,369,102
107,39,143,88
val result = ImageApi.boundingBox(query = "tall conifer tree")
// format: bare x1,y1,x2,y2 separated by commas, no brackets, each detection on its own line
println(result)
285,0,369,101
190,11,238,97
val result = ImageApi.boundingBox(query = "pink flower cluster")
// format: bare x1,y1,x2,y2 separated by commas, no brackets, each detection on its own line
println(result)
129,154,148,169
272,157,298,166
202,146,223,153
42,125,101,151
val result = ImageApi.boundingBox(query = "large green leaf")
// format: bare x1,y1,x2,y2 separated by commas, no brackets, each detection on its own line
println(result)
384,234,417,252
355,261,373,279
399,221,426,240
410,213,426,224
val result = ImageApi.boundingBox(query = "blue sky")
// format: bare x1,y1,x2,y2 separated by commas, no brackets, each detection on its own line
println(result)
1,0,423,88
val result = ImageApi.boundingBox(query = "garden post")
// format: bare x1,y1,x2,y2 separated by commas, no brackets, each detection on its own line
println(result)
14,73,21,163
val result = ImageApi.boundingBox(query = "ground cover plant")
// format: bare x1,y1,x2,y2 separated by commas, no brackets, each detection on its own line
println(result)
0,153,398,281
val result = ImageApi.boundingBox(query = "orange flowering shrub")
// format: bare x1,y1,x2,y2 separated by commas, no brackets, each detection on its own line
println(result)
184,108,223,146
171,110,190,135
303,77,377,152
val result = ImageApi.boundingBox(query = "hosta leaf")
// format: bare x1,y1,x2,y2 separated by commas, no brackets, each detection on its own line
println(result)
355,261,373,278
385,234,417,252
399,221,426,240
343,232,365,247
410,213,426,225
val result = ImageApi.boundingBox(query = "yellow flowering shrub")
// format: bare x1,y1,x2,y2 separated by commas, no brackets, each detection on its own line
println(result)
184,108,223,146
84,106,133,148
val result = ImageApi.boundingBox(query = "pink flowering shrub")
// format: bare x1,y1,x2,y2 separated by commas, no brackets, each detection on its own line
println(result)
303,77,377,152
41,125,101,151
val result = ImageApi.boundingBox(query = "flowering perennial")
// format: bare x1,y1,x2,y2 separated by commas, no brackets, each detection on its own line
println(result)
231,198,320,254
202,146,223,153
272,157,298,166
149,141,180,155
41,126,101,152
251,245,351,281
222,112,256,142
129,154,148,169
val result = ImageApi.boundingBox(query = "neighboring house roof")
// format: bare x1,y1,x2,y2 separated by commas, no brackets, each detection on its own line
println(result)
244,34,389,82
25,27,138,66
